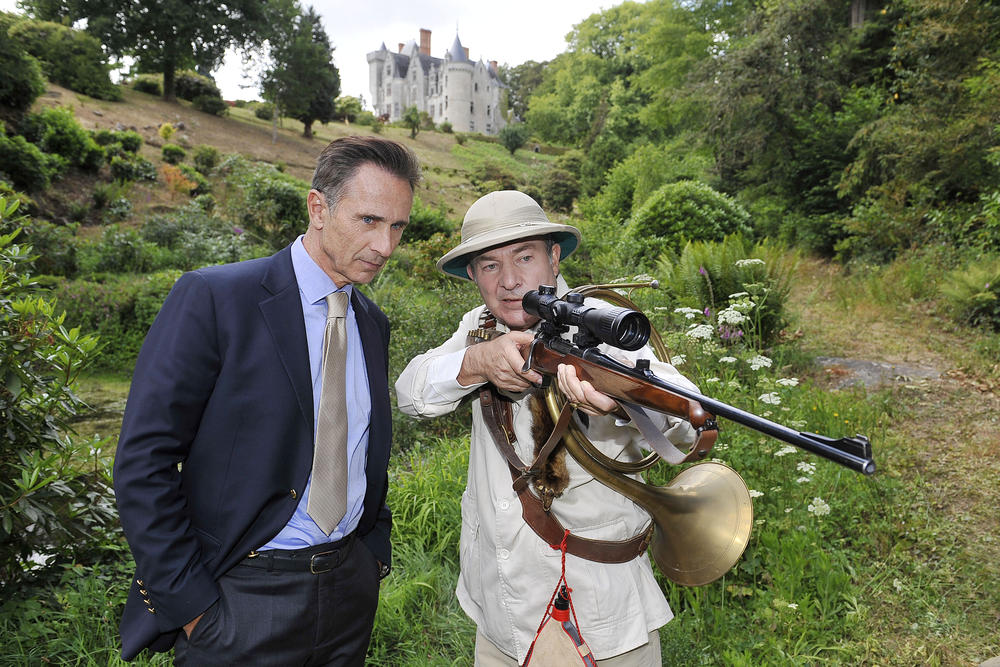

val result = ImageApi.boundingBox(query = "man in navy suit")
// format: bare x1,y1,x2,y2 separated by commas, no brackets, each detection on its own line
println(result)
113,136,420,664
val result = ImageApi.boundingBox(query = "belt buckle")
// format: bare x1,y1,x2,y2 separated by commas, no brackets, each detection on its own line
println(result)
309,550,336,574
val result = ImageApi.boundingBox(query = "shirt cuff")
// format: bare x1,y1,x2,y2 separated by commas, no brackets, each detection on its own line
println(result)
425,348,484,403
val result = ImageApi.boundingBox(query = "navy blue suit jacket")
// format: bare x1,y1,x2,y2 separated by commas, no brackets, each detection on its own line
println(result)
113,245,393,660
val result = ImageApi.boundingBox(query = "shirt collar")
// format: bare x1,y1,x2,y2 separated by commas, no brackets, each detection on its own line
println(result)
291,236,354,306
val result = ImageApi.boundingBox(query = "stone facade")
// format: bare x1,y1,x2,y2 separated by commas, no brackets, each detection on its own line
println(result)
366,29,505,135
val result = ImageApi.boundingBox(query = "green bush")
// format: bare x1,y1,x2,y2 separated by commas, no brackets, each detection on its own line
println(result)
0,198,113,586
192,144,220,175
656,234,795,349
253,102,274,121
468,161,520,195
541,167,579,213
8,19,121,101
92,129,142,154
0,15,46,119
19,218,78,276
140,201,260,269
174,70,220,102
622,180,753,267
130,73,162,97
439,120,453,133
161,143,186,164
0,132,52,192
19,106,104,171
404,197,455,243
109,154,157,183
217,154,307,249
178,164,211,196
940,255,1000,331
54,269,181,372
76,225,172,276
498,123,530,155
193,94,228,116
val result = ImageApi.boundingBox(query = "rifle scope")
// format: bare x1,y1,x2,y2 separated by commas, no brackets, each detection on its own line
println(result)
523,285,651,351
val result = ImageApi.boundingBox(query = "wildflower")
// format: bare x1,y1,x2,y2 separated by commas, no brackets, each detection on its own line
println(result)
718,307,747,325
233,226,245,235
719,325,744,341
674,307,701,319
796,476,811,484
776,377,799,387
670,354,686,366
719,356,737,363
749,489,764,498
796,461,816,475
685,324,714,339
729,291,749,298
704,307,711,317
706,377,721,383
748,354,773,370
769,485,782,492
727,380,742,389
787,603,798,610
735,258,765,268
893,578,904,592
785,507,793,513
774,445,796,457
699,266,708,276
807,497,831,516
759,392,781,405
755,518,766,525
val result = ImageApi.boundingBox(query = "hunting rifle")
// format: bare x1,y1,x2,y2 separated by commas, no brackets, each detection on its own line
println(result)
520,285,876,475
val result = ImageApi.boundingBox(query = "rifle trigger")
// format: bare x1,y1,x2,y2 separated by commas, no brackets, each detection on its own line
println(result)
521,338,541,373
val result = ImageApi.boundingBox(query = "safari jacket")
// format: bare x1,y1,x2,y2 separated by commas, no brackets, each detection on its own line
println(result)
394,276,699,662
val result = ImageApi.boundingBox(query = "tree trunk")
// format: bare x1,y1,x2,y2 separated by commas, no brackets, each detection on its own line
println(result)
302,119,313,139
163,58,177,102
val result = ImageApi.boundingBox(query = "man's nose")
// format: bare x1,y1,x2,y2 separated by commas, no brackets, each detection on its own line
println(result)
369,224,396,257
498,262,521,290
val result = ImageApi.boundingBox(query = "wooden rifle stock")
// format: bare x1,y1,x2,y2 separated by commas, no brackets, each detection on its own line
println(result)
524,336,876,475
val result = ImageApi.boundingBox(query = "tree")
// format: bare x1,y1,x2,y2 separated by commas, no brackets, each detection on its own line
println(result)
334,95,362,123
498,123,530,155
19,0,295,102
499,59,547,121
262,5,340,139
402,105,421,139
0,12,46,122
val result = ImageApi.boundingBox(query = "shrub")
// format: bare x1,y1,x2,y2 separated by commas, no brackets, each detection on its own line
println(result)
109,154,156,183
468,161,520,194
192,144,220,175
0,132,52,191
355,111,376,127
253,102,274,121
20,106,105,171
0,197,113,586
193,94,228,116
439,120,453,133
116,130,143,153
160,163,196,195
541,168,579,213
131,73,162,96
656,234,795,349
217,154,307,249
76,225,172,275
940,255,1000,331
498,123,530,155
0,16,46,119
158,122,176,142
622,180,753,267
19,218,79,276
140,200,257,269
8,19,121,101
161,143,186,164
178,164,211,196
405,197,455,242
174,70,220,102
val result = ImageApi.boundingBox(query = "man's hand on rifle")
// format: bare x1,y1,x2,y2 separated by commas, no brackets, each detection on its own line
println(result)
460,331,543,392
557,363,623,418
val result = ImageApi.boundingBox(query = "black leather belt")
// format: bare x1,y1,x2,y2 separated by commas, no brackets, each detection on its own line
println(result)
241,535,354,574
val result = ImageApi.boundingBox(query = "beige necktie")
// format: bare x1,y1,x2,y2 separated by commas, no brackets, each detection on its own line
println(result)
307,291,350,535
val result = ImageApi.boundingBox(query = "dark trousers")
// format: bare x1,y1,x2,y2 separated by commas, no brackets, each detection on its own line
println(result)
173,536,380,666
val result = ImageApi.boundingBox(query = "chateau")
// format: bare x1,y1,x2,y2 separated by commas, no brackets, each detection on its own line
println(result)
366,30,506,135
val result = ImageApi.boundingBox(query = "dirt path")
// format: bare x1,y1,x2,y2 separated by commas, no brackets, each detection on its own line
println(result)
790,257,1000,664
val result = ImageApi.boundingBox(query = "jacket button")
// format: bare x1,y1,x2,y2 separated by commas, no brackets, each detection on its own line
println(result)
147,607,155,614
290,489,297,499
136,579,144,586
139,589,148,595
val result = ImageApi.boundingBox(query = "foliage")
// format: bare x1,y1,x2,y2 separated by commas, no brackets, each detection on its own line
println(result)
109,154,156,183
438,120,452,134
160,143,186,165
0,132,54,192
139,201,261,269
621,180,753,267
656,234,796,349
0,12,46,122
7,17,121,101
20,106,104,172
75,225,173,276
0,197,113,587
401,106,421,139
404,197,455,243
497,123,530,155
333,95,361,123
129,73,162,96
15,218,78,277
26,0,296,102
261,5,340,139
192,144,220,175
173,69,220,102
193,94,228,116
253,102,274,121
498,59,547,121
940,255,1000,331
216,154,307,249
540,167,579,213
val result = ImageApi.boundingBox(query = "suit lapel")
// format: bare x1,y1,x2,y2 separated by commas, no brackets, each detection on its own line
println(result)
352,291,389,466
259,246,314,429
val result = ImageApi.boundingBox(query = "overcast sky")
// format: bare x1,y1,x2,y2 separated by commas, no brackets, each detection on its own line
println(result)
1,0,627,107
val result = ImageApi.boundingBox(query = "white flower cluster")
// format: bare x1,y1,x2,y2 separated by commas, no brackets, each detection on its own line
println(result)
718,306,748,325
749,489,764,498
686,324,714,339
674,307,702,319
796,461,816,475
719,356,737,363
759,392,781,405
774,445,797,457
735,258,765,268
749,354,773,370
776,377,799,387
670,354,686,366
807,497,831,516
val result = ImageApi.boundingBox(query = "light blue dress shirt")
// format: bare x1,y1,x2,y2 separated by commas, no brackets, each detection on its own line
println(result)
260,236,372,549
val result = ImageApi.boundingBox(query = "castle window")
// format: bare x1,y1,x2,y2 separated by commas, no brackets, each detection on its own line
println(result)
470,102,474,113
475,83,479,92
487,105,491,118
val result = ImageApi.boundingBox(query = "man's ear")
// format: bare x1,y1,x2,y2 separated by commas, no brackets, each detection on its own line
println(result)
466,263,475,281
550,241,562,275
306,189,327,229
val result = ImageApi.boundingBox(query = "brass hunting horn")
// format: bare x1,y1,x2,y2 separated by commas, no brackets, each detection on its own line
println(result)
544,281,753,586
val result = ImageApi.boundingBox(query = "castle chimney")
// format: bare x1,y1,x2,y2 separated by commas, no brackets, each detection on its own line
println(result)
419,28,431,56
489,60,498,73
398,42,404,53
463,47,470,59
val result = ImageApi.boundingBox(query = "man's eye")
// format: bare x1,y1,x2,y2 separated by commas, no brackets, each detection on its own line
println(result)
361,215,374,224
392,221,407,231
